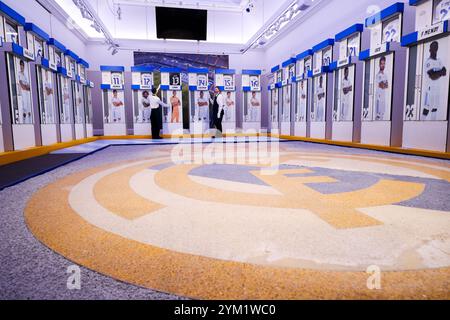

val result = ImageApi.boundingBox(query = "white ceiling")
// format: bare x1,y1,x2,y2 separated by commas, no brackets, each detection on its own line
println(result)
116,0,247,11
53,0,288,44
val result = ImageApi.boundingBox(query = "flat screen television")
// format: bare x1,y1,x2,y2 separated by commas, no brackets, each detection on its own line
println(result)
156,7,207,41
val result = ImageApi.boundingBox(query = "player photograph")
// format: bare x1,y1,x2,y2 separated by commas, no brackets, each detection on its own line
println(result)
224,91,235,122
433,0,450,24
314,75,326,122
248,91,261,122
337,66,354,121
15,58,33,124
282,85,291,122
169,90,182,123
420,38,449,121
271,89,279,122
108,89,124,123
42,69,55,124
296,80,307,122
138,90,151,123
195,90,209,123
60,77,72,123
373,54,393,121
74,83,84,124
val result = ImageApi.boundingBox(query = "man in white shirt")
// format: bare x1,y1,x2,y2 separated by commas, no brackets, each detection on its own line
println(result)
250,91,261,122
110,89,124,122
44,70,54,124
149,87,170,139
141,90,151,123
422,41,447,120
375,56,389,120
315,75,325,122
341,67,353,121
211,86,225,136
18,60,32,124
197,91,209,122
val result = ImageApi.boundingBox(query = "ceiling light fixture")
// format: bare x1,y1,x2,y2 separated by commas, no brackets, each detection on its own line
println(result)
71,0,120,55
242,0,321,53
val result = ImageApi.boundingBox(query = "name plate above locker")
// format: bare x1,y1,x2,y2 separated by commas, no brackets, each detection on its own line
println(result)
402,21,449,46
359,42,391,60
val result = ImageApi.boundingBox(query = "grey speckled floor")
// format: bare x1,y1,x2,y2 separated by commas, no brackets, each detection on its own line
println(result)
0,141,448,300
0,145,187,300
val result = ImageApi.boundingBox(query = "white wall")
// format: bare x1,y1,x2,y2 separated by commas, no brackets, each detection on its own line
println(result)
263,0,406,70
3,0,86,58
85,42,265,72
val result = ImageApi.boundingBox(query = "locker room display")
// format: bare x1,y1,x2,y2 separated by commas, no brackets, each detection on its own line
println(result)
65,50,84,140
74,58,89,140
359,2,407,146
100,65,127,136
269,65,282,133
309,38,334,139
26,22,59,146
85,79,94,138
188,68,210,134
160,67,183,135
329,23,364,142
280,58,296,135
294,49,313,137
50,38,74,143
0,2,37,151
131,66,154,135
401,0,450,152
241,69,262,132
215,69,236,133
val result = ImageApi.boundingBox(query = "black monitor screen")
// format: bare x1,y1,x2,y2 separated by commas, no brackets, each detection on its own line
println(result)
156,7,207,41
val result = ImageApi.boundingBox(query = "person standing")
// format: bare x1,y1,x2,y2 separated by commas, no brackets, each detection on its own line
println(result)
211,86,225,137
149,87,169,139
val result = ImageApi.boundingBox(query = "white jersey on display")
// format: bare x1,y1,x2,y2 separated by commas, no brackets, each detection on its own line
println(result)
435,0,450,23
